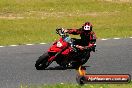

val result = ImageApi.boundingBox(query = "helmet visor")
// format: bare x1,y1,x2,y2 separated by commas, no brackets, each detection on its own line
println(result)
84,25,90,30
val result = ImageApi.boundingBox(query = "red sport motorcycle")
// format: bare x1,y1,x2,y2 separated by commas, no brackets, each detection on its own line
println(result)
35,28,96,70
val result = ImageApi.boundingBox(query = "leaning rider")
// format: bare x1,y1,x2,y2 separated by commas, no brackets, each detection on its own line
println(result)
64,22,96,51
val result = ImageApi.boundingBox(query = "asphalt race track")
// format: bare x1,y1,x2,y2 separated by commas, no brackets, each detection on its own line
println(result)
0,38,132,88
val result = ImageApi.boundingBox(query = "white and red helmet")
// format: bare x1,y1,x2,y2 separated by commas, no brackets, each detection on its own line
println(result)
82,22,93,31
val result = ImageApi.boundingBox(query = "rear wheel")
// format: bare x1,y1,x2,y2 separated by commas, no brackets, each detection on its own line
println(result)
35,52,50,70
71,52,90,68
81,52,90,65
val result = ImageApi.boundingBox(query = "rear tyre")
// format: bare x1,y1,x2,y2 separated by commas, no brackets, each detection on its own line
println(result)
35,52,50,70
81,52,90,65
71,62,81,69
71,52,90,69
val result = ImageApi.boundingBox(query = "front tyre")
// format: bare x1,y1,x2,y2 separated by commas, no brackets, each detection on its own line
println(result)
35,52,50,70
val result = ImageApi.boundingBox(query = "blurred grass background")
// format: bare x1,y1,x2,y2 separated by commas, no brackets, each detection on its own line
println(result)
0,0,132,45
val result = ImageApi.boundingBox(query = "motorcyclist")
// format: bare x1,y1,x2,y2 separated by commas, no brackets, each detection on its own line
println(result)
63,22,96,51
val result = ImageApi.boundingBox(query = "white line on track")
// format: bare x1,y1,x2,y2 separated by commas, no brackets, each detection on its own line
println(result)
0,46,5,47
101,38,108,40
40,43,46,44
10,45,19,47
0,37,132,48
113,38,120,40
26,44,34,46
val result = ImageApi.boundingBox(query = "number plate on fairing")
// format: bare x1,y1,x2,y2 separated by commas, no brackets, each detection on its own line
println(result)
57,41,62,47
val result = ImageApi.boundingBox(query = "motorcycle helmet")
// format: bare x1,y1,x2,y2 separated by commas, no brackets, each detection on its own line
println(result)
82,22,93,32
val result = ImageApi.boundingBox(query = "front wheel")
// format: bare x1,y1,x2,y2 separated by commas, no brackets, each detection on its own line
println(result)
35,52,50,70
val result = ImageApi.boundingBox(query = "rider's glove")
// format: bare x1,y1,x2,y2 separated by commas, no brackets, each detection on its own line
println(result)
88,43,96,52
88,43,94,48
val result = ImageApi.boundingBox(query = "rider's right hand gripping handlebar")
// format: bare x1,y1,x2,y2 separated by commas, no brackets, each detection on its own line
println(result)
56,28,65,36
56,28,61,34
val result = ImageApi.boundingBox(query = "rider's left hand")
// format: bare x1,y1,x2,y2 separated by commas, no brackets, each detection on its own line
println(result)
88,43,94,48
88,43,96,52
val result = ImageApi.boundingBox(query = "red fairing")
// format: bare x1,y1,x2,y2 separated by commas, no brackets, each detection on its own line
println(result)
62,47,72,55
48,38,69,53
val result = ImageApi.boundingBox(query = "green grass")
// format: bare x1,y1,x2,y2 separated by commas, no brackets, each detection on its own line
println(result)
20,82,132,88
0,0,132,45
0,1,131,87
